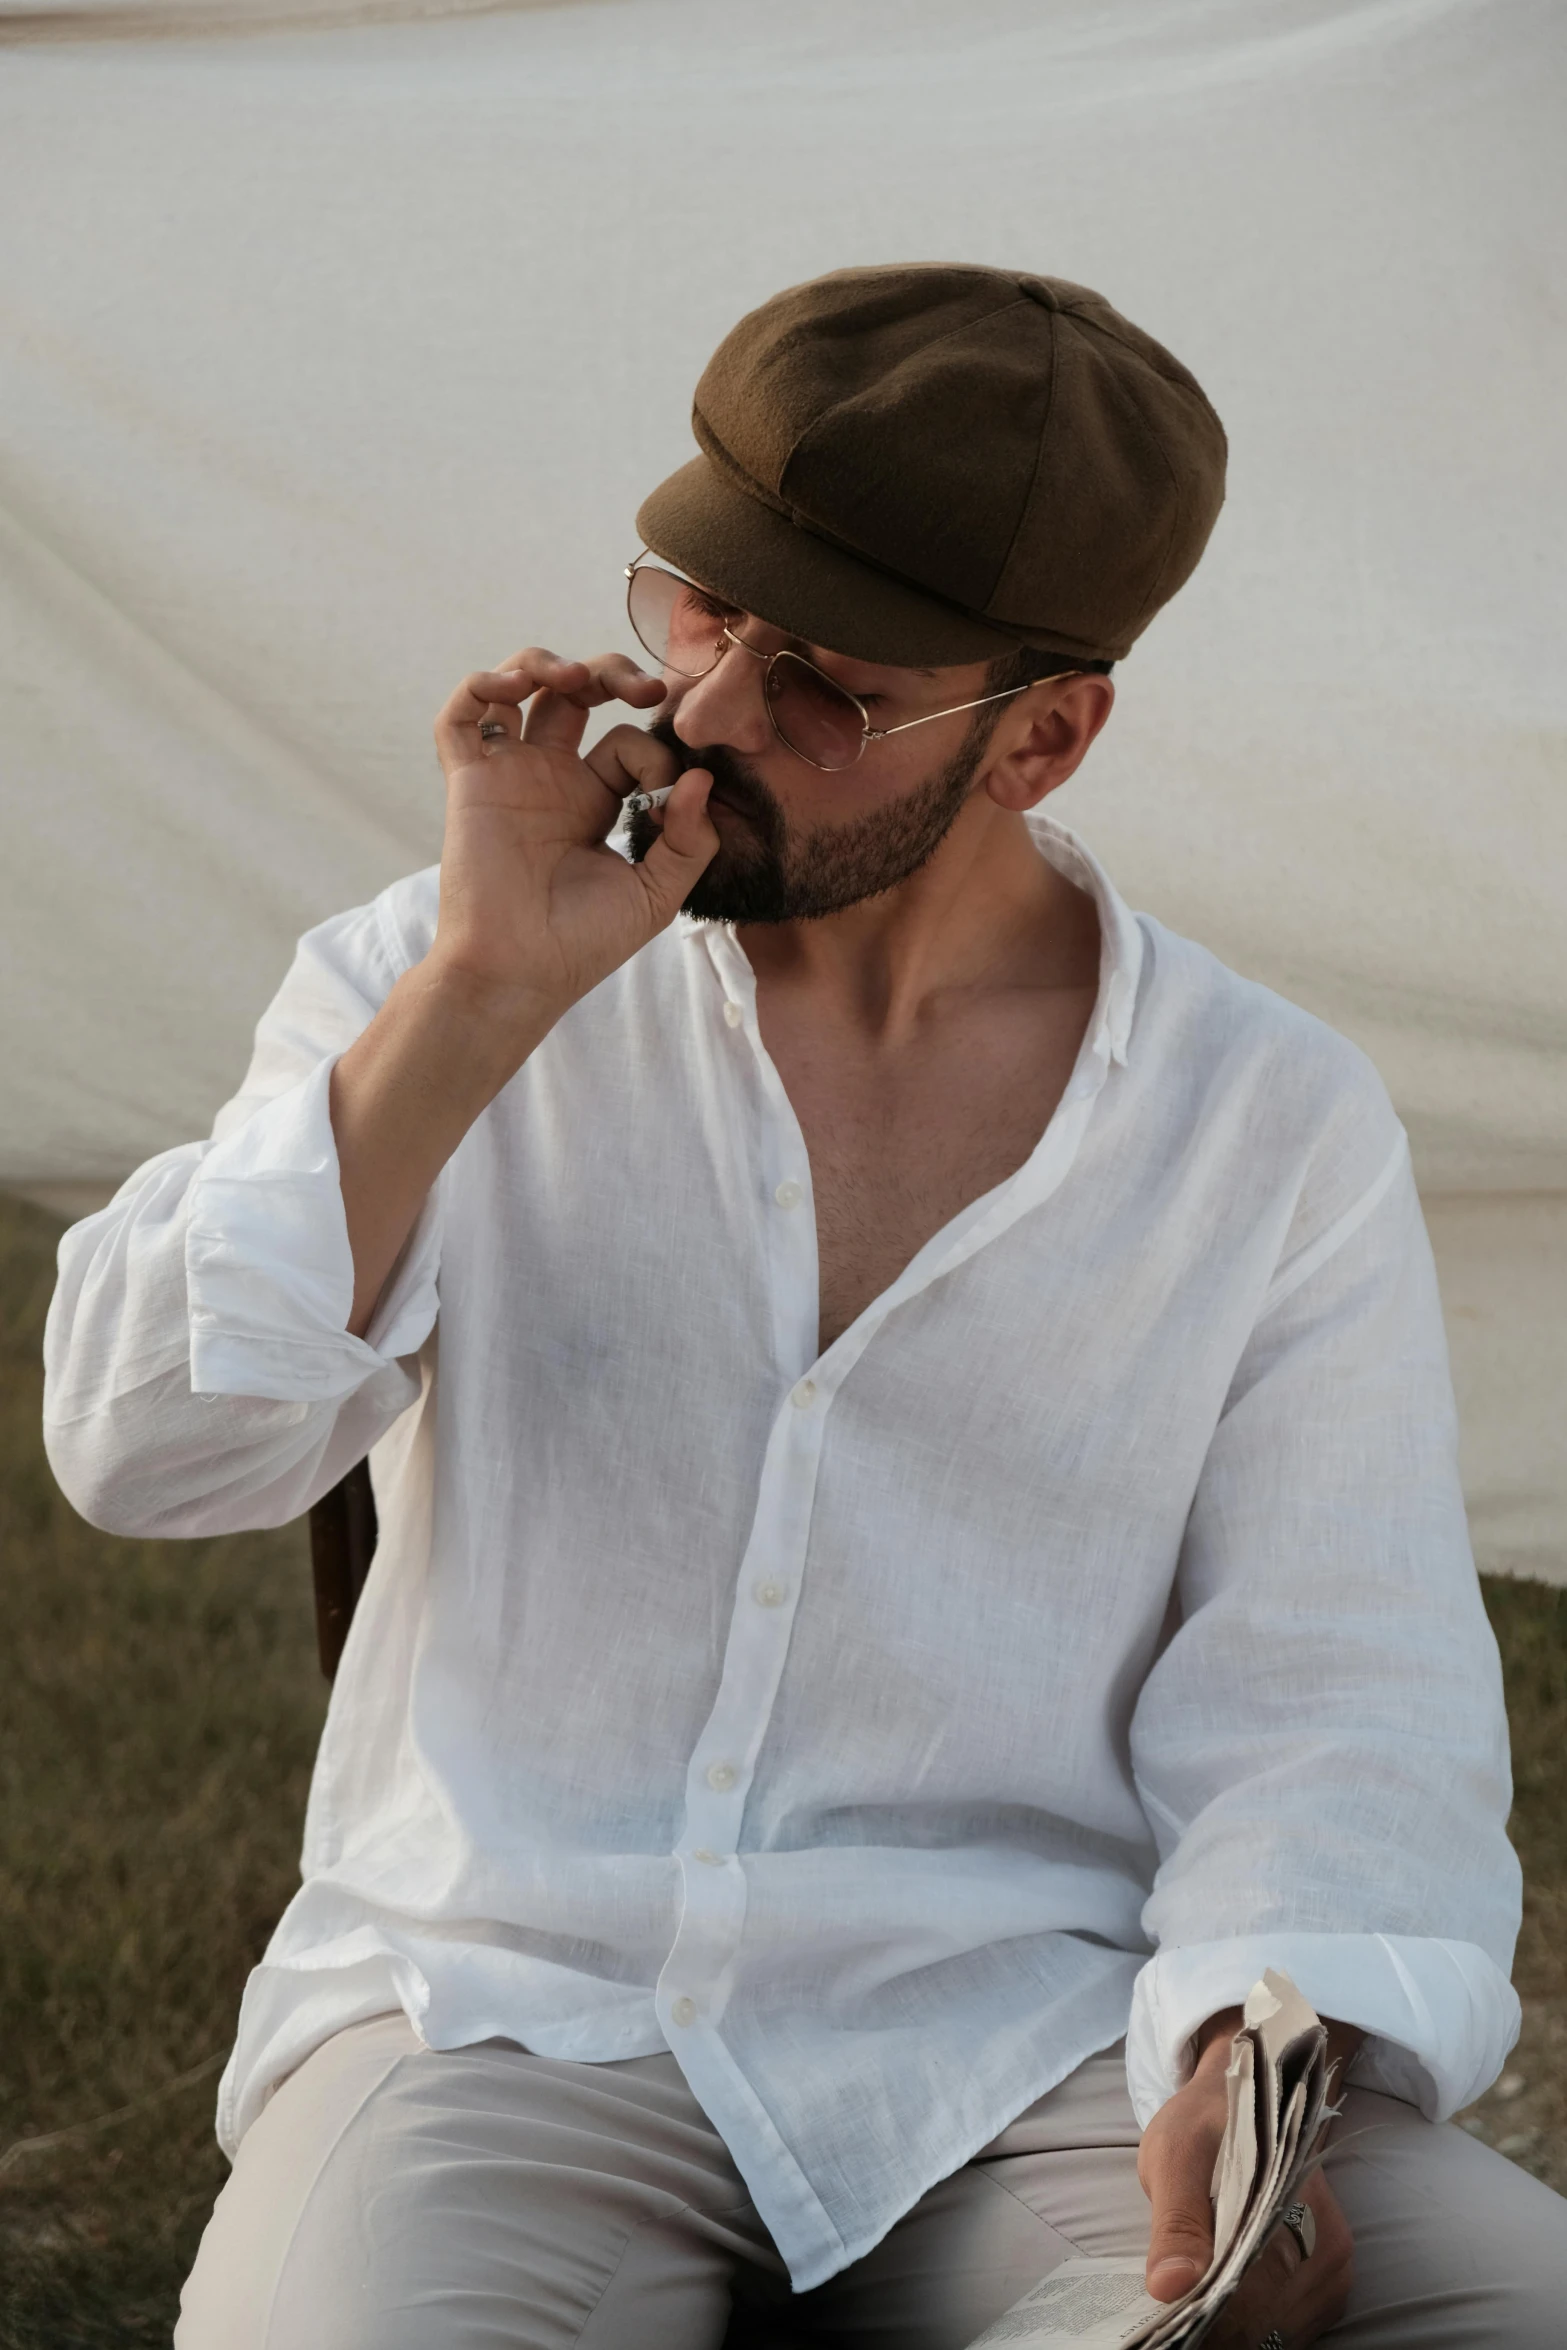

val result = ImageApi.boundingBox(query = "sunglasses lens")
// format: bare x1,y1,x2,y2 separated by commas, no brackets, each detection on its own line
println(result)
627,565,730,678
764,653,866,771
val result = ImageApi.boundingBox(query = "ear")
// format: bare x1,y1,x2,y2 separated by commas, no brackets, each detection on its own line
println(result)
982,674,1115,813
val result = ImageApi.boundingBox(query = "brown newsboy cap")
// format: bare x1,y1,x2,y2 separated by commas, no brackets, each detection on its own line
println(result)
637,263,1226,668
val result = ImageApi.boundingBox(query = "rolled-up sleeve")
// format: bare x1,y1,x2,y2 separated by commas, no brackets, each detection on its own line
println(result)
186,1054,439,1404
1125,1128,1522,2125
43,877,440,1537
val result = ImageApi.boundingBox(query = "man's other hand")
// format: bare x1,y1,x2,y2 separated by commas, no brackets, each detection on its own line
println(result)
1136,2008,1356,2348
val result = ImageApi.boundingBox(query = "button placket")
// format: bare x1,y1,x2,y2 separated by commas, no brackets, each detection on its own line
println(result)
659,839,1136,2071
661,1830,748,2036
665,916,1122,2057
658,941,817,2045
662,1049,1120,2039
660,1354,834,2040
653,947,817,2045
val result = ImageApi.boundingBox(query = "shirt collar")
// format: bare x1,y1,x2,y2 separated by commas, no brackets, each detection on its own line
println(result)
682,810,1144,1072
1024,809,1144,1070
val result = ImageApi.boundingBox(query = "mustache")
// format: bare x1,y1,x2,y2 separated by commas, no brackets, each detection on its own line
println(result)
644,715,773,821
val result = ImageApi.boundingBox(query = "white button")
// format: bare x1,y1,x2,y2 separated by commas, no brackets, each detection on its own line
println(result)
670,1995,697,2027
773,1178,803,1210
753,1579,787,1608
722,1000,743,1027
691,1847,724,1866
705,1760,737,1792
790,1379,817,1410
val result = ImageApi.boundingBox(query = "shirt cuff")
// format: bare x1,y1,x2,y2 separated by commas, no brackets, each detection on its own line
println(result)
1125,1932,1520,2127
185,1058,441,1402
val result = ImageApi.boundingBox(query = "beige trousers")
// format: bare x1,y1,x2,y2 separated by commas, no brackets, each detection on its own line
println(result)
177,2014,1567,2350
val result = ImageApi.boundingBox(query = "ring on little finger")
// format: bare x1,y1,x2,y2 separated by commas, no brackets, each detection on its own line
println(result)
478,721,508,741
1281,2202,1316,2262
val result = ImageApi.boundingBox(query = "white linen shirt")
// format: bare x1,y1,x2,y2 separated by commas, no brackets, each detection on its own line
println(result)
43,814,1520,2291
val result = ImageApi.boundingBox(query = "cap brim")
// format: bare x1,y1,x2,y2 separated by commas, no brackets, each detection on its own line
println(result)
636,456,1023,669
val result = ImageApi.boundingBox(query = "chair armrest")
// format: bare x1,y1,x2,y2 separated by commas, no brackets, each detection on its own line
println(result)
307,1457,379,1680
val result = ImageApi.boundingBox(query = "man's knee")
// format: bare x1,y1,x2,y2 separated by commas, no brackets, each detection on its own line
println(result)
1327,2088,1567,2346
176,2017,418,2349
176,2024,770,2350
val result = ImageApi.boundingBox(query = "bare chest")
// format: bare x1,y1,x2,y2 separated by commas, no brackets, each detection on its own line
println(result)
761,996,1095,1353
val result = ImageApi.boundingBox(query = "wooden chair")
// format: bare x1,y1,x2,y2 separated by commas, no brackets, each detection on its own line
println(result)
308,1460,378,1679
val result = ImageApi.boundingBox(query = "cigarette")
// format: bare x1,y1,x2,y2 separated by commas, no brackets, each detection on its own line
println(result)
623,783,676,816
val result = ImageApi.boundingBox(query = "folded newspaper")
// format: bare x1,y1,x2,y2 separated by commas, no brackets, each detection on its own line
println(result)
965,1972,1337,2350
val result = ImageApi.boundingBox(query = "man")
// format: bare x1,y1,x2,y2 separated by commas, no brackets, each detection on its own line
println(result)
45,266,1565,2346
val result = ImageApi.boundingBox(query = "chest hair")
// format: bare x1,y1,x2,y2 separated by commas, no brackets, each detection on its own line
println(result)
788,1013,1090,1351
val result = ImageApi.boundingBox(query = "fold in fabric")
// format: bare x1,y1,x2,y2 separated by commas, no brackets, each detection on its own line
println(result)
1126,1930,1520,2126
186,1055,441,1402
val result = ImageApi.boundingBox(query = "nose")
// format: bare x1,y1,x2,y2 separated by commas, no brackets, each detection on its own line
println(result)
671,634,774,760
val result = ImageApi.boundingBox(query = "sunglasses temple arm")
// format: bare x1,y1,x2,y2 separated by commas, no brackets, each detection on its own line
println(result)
870,675,1082,741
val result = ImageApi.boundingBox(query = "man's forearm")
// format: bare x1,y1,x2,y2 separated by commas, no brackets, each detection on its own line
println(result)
330,955,561,1337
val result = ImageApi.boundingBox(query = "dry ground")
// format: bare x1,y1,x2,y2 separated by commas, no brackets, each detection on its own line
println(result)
1,1192,1562,2346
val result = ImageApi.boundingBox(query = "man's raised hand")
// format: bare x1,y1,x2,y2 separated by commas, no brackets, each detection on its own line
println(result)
431,647,717,1025
328,649,717,1337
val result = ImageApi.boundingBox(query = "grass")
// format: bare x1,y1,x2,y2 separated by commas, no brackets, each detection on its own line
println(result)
0,1189,1562,2343
0,1195,325,2346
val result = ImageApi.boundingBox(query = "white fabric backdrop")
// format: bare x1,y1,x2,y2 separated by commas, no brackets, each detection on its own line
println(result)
2,0,1563,1570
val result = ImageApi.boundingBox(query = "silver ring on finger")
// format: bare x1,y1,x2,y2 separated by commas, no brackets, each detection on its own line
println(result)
478,721,508,741
1281,2202,1316,2261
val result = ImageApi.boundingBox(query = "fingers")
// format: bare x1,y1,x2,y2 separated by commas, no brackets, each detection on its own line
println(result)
1144,2192,1215,2303
584,722,682,805
1201,2233,1295,2350
433,652,579,777
522,651,666,753
1207,2192,1354,2350
629,766,719,926
434,651,665,778
1138,2107,1219,2303
1142,2160,1354,2348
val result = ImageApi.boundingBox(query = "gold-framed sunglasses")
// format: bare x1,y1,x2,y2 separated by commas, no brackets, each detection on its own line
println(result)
625,554,1078,775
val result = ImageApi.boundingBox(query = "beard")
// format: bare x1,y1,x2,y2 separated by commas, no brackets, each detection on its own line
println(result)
625,714,991,924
